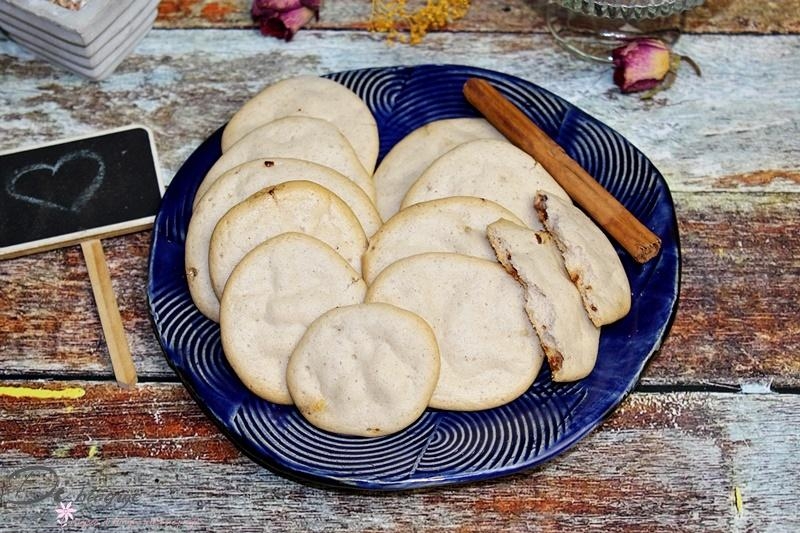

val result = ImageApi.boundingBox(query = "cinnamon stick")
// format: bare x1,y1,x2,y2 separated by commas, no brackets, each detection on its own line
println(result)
463,78,661,263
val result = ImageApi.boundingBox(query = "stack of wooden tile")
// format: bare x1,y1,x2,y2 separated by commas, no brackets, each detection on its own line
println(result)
0,0,158,80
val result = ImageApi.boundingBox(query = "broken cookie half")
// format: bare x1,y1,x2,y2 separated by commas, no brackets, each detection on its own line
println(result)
534,191,631,326
487,219,600,382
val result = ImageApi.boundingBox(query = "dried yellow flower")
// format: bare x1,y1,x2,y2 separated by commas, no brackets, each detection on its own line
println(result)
371,0,471,44
734,486,743,516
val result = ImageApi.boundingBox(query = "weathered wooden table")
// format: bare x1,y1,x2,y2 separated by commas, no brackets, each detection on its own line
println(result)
1,1,799,530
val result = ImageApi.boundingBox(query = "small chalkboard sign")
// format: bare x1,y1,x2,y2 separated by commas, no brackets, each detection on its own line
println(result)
0,125,163,259
0,125,163,388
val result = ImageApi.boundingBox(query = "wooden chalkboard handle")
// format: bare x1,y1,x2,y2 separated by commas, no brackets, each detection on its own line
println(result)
80,239,138,388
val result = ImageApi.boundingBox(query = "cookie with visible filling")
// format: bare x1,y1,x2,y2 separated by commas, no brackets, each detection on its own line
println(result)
487,219,600,382
534,191,631,326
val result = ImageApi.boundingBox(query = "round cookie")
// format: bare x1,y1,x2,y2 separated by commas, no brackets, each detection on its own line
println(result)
373,118,505,220
362,196,523,284
221,75,379,174
401,139,571,229
209,180,367,298
365,253,543,411
186,158,381,322
194,116,374,206
286,303,440,437
220,233,367,404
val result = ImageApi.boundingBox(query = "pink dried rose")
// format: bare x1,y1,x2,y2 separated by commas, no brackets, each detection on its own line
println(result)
612,38,700,96
252,0,322,41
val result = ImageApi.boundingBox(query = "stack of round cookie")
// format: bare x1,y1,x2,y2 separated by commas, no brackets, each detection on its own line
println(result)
186,75,632,437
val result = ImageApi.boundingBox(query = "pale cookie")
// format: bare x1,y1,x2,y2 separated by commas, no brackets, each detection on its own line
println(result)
487,219,600,383
373,118,505,220
186,158,381,322
194,116,374,206
365,253,542,410
286,303,440,437
534,191,631,326
209,180,367,298
362,196,523,284
401,139,571,229
220,233,366,404
221,75,379,174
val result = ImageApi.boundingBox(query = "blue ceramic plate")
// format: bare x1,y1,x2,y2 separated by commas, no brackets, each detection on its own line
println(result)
147,65,680,490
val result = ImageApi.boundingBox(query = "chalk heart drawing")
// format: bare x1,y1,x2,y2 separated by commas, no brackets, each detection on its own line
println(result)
6,150,106,213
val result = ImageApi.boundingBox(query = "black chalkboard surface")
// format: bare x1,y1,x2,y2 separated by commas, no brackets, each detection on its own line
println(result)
0,125,163,259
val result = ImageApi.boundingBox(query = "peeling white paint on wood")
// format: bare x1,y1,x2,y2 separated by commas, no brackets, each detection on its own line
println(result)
1,391,798,531
1,31,798,192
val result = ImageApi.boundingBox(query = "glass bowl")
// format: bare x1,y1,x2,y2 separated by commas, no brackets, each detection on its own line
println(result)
546,0,704,61
555,0,705,20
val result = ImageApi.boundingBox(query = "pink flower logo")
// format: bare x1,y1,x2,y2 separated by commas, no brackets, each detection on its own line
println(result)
56,501,76,527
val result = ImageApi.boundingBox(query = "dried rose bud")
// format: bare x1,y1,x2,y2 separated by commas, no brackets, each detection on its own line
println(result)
252,0,322,41
611,37,701,97
612,38,672,93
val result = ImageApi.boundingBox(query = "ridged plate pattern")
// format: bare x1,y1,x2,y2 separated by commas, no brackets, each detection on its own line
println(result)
147,65,680,490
